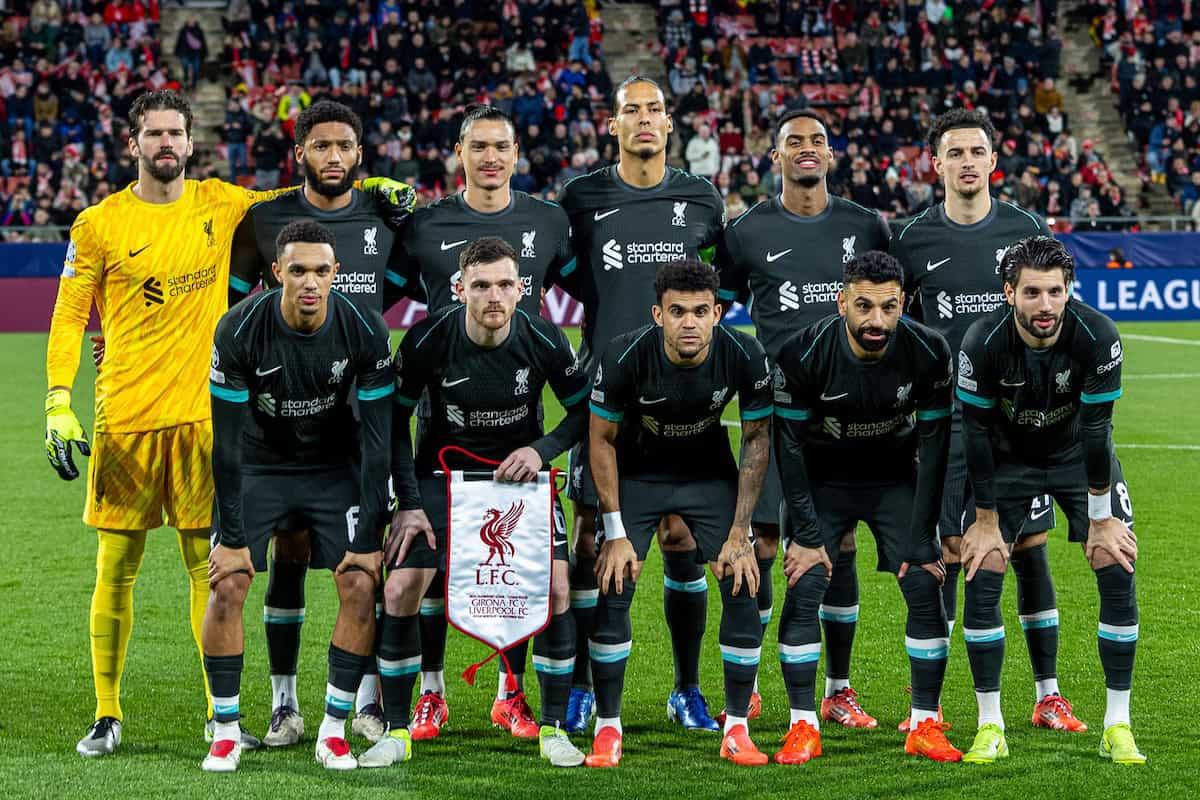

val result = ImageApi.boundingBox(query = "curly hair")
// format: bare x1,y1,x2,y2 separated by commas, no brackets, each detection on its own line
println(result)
926,108,996,155
294,100,363,146
1000,235,1075,287
655,259,720,303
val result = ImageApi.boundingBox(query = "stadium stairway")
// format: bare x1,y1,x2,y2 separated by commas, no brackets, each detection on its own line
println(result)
161,2,229,171
597,2,678,163
1059,5,1179,226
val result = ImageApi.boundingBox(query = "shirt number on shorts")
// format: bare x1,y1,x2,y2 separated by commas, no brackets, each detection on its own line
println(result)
346,505,361,542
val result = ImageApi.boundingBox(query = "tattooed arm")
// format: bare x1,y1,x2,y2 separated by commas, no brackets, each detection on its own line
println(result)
715,416,770,596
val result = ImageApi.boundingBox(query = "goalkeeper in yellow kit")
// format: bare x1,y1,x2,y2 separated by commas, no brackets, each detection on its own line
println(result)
45,90,415,757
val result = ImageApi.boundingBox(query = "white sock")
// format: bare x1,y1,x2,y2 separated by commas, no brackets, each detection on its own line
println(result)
420,670,445,695
976,691,1004,729
356,675,380,711
910,707,940,727
271,674,298,712
318,714,346,742
824,677,850,698
1104,689,1131,728
752,674,759,694
497,670,525,700
1035,677,1060,701
213,719,240,742
789,708,819,728
723,714,748,734
595,715,622,735
947,619,956,637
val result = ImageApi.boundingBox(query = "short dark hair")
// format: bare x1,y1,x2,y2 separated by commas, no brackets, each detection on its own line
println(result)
774,108,828,146
459,236,518,273
927,108,997,154
843,250,904,287
1000,235,1074,287
459,104,517,142
294,100,363,146
129,90,193,137
275,219,337,261
655,259,720,303
613,75,666,112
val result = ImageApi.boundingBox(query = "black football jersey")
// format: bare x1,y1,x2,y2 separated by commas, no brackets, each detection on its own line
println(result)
589,323,772,482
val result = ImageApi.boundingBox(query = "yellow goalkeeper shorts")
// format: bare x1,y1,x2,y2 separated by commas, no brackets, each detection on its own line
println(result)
84,420,214,531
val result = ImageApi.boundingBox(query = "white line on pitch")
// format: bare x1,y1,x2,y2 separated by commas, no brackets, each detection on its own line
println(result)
1124,373,1200,379
1117,444,1200,451
1124,334,1200,346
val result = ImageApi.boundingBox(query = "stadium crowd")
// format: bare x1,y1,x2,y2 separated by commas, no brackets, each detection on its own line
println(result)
0,0,1147,241
1093,0,1200,223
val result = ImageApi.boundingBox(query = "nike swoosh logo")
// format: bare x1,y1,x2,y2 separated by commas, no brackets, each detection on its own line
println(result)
442,376,470,387
638,395,667,405
594,209,621,221
766,249,793,263
255,365,282,376
1029,507,1052,520
440,240,468,251
999,378,1025,387
820,392,848,401
926,257,951,271
129,244,151,258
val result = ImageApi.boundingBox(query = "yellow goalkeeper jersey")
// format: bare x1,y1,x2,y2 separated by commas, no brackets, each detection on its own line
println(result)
47,179,293,433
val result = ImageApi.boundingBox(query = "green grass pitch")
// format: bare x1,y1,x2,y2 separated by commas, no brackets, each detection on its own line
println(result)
1,322,1199,798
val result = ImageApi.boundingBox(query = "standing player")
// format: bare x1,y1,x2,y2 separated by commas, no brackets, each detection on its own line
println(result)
716,108,891,727
585,260,772,768
228,99,415,747
46,90,297,757
559,76,726,733
201,220,394,772
956,236,1143,765
771,251,961,765
390,106,575,739
362,237,591,768
890,109,1081,731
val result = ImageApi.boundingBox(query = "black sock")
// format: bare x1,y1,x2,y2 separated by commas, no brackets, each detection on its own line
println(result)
1011,543,1059,688
942,560,962,634
499,638,530,697
757,555,776,636
899,568,949,712
590,578,636,719
534,611,577,727
778,565,829,714
963,568,1006,693
820,549,858,687
718,575,762,720
264,560,306,678
662,549,707,691
419,572,447,677
1096,563,1138,690
204,653,244,724
325,644,370,722
569,555,597,690
377,613,420,729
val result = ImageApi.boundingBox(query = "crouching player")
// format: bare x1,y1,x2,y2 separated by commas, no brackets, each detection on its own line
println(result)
956,236,1144,765
585,260,773,767
362,236,592,768
771,251,961,764
201,220,394,772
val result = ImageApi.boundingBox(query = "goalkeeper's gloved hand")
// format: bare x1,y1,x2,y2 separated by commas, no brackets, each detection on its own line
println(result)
362,177,417,230
46,388,91,481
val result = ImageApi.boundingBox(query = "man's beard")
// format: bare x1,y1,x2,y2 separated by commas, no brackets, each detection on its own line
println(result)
851,322,893,352
302,157,358,197
1015,307,1063,340
141,151,185,182
793,172,823,188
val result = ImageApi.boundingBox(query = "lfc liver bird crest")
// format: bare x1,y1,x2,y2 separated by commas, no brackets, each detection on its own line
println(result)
479,500,525,566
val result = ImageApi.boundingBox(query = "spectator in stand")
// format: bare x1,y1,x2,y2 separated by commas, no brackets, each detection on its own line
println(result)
685,122,720,179
251,120,287,189
223,97,252,183
175,16,207,89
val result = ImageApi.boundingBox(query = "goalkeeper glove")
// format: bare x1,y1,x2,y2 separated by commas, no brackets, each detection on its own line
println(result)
46,388,91,481
362,176,417,230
